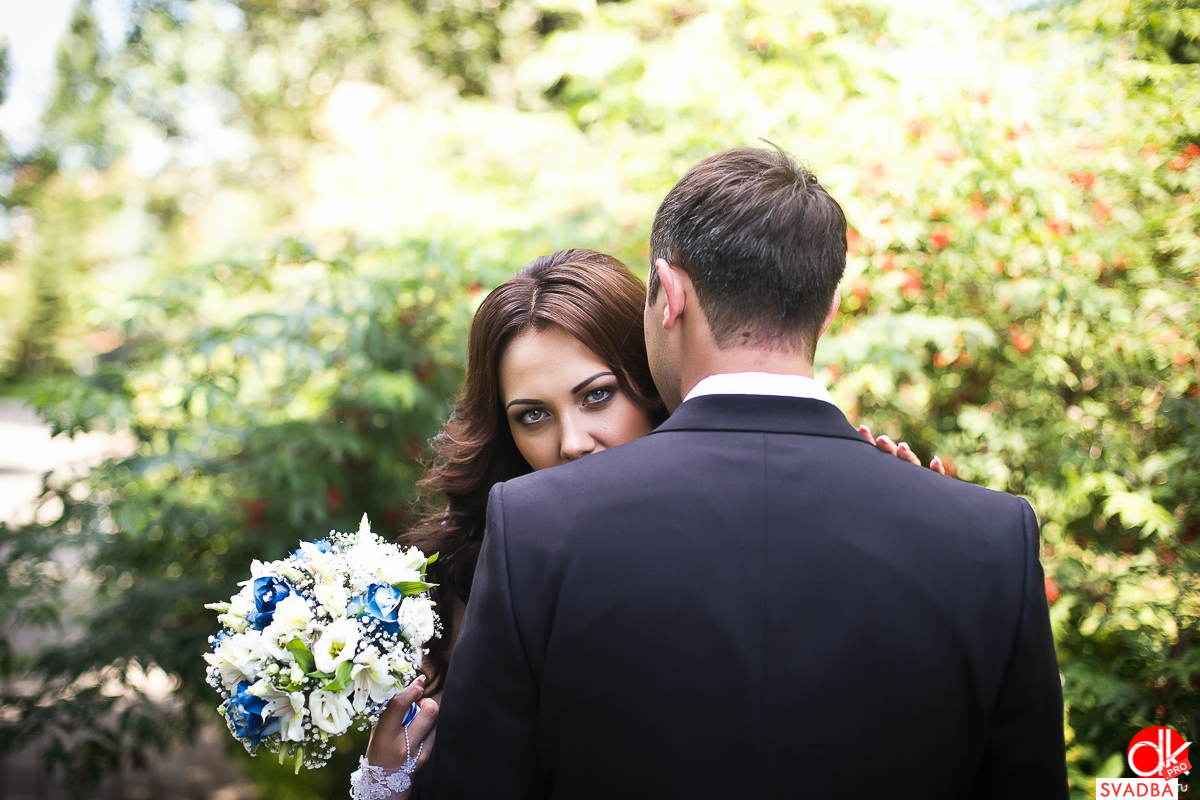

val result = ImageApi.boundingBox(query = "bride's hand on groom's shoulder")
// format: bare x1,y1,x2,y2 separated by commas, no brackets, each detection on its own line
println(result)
366,676,438,773
858,425,947,476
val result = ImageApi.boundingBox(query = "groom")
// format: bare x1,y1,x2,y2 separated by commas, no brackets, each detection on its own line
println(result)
426,148,1067,797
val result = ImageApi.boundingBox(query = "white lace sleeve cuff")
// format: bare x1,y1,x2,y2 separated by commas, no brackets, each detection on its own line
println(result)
349,756,413,800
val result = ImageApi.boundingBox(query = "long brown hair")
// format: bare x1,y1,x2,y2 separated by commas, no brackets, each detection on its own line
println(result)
401,248,667,690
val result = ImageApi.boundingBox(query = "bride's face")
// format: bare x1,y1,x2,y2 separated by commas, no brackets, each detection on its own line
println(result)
499,325,655,472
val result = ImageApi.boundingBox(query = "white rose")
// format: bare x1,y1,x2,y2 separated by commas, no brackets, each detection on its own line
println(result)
376,558,422,586
398,597,435,644
272,593,314,632
309,689,354,735
399,547,429,571
204,630,266,691
314,581,347,617
312,617,360,674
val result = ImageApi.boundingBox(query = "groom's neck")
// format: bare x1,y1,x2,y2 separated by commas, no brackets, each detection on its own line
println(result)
679,345,816,400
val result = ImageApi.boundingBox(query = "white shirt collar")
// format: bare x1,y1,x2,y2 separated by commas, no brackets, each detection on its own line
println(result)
683,372,835,405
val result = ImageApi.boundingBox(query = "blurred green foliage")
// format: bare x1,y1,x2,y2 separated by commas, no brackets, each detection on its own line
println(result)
0,0,1197,798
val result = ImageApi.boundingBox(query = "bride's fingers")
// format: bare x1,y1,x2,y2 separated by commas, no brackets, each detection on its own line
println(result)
930,455,947,475
858,424,874,444
873,434,899,456
366,677,426,768
895,441,921,466
403,698,439,758
414,723,437,771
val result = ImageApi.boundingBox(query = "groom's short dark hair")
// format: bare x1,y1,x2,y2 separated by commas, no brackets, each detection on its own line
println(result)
648,147,847,358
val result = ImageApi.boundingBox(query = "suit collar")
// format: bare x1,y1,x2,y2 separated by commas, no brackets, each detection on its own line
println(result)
648,394,872,445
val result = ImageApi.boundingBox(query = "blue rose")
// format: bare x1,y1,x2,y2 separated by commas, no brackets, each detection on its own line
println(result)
223,681,280,749
347,584,403,635
246,576,292,630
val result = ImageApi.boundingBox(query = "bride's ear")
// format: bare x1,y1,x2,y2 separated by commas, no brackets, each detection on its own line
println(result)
654,259,687,331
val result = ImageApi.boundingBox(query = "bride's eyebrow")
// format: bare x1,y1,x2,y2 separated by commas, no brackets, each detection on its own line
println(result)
571,371,614,394
505,372,615,410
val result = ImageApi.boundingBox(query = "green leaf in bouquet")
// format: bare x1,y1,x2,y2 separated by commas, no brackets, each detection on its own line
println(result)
393,580,436,596
306,670,335,680
322,661,355,693
286,639,316,674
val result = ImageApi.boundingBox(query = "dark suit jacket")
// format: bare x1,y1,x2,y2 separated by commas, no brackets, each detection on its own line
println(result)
426,395,1066,798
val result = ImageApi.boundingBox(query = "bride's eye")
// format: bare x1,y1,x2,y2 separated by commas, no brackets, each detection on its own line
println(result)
518,408,546,425
583,388,613,406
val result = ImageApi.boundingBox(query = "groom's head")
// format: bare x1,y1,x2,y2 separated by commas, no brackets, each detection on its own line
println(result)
645,147,846,408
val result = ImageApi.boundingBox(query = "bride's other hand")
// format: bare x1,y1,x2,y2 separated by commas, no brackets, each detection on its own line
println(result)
351,678,438,800
366,677,439,770
858,425,947,476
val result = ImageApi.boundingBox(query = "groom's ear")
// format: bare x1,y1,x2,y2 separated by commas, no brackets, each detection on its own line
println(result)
654,259,687,332
819,290,841,337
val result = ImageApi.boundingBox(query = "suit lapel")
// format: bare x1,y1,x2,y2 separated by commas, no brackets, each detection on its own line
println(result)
648,394,873,445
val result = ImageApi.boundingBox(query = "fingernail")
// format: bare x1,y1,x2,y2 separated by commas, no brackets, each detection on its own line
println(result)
898,442,910,451
879,435,893,444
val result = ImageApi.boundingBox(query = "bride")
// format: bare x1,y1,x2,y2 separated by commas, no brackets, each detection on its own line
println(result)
349,248,939,799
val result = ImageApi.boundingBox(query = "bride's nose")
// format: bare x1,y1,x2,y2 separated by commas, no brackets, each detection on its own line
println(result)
559,416,596,463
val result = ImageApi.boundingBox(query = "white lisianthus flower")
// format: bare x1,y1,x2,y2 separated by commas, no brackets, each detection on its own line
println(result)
350,645,398,713
203,630,266,691
249,559,272,578
398,597,435,644
312,617,360,673
310,689,354,735
388,651,415,677
218,612,250,633
229,591,254,619
278,564,305,584
248,679,308,742
314,580,347,617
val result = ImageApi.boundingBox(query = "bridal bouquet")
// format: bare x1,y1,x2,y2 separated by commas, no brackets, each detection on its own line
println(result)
204,515,438,771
